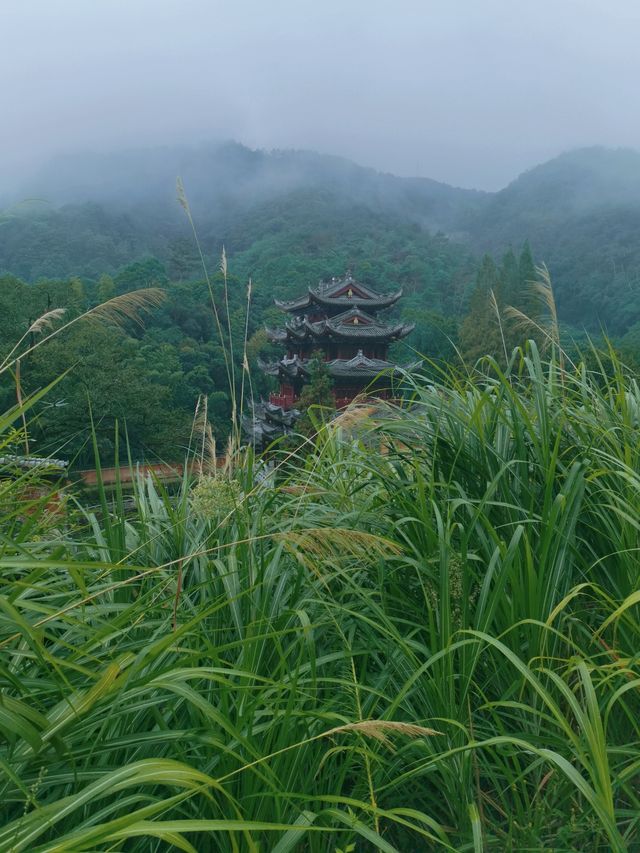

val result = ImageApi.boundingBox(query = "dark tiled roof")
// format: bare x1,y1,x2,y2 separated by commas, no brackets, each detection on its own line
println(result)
258,355,306,378
326,352,422,379
259,352,421,381
267,308,414,344
241,400,301,448
275,272,402,313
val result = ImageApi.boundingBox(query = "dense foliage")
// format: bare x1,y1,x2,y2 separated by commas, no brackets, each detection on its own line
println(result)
0,196,474,465
4,144,640,467
6,143,640,337
1,346,640,849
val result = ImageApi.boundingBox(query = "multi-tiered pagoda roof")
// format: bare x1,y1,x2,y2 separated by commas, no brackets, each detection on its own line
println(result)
244,271,420,449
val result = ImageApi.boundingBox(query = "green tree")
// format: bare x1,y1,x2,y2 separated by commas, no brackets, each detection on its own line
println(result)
97,274,116,303
26,325,190,465
115,258,168,293
69,277,87,311
458,255,505,363
500,248,520,307
517,241,537,314
168,238,199,282
401,309,458,368
297,355,335,436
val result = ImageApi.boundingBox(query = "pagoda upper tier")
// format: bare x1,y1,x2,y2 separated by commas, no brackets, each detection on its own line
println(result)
275,272,403,315
267,306,414,345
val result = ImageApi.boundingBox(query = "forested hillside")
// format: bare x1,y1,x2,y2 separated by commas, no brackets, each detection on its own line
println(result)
4,143,640,335
461,147,640,332
0,194,472,464
4,142,640,464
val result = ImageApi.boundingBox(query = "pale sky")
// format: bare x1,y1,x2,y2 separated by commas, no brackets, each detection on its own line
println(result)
2,0,640,190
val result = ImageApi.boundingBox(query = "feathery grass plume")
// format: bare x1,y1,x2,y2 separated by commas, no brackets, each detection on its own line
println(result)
329,402,378,433
187,393,203,462
222,720,442,782
176,175,188,213
192,394,209,477
504,264,571,369
219,245,238,447
205,423,217,475
28,308,67,335
83,288,166,329
225,432,235,469
0,308,68,372
190,394,219,477
277,527,401,574
323,720,442,747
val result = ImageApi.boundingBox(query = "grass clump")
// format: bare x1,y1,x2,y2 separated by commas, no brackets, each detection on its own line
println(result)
0,342,639,850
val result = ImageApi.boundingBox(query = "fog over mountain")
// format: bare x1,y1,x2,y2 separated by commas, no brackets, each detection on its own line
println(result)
5,140,640,336
3,0,640,192
11,141,485,231
5,0,640,337
12,139,640,241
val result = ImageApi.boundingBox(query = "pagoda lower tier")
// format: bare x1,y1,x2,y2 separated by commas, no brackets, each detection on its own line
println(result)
242,400,301,449
259,351,421,409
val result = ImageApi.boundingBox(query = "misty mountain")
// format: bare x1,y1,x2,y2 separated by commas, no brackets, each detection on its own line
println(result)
462,147,640,329
14,141,485,232
4,142,640,332
462,147,640,248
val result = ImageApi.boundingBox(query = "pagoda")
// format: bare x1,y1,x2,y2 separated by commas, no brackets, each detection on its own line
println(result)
245,272,419,447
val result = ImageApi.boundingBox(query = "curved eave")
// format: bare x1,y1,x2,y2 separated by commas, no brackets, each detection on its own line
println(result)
257,358,284,377
274,287,404,313
258,357,307,380
274,290,312,312
323,322,414,340
312,289,403,310
265,326,288,343
325,356,422,380
280,316,414,341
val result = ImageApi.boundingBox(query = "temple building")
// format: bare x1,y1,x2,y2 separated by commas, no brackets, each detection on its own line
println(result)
244,272,419,447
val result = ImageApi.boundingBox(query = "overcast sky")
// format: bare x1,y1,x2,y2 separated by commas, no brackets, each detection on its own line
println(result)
2,0,639,190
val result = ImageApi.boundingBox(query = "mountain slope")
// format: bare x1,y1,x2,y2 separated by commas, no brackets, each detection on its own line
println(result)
16,141,485,231
461,147,640,330
5,143,640,332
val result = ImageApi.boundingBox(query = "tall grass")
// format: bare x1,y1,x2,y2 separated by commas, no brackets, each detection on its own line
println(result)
1,343,640,850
